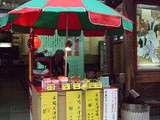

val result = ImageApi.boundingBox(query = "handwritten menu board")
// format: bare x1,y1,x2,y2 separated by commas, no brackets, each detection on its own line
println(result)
66,91,82,120
86,90,101,120
41,92,58,120
103,88,118,120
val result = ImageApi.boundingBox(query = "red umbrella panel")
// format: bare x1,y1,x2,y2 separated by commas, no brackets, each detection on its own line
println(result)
0,0,133,36
0,0,133,79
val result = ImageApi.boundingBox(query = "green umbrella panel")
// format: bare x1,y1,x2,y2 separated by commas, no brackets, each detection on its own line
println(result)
0,0,133,36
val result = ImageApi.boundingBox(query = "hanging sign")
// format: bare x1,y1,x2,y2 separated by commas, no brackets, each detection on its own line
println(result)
103,88,118,120
66,91,82,120
86,90,101,120
41,92,58,120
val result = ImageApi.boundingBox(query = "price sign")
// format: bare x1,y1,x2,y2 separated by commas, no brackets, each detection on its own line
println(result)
47,84,55,91
103,88,118,120
88,82,97,89
95,82,102,88
88,82,102,89
73,83,81,90
62,83,71,90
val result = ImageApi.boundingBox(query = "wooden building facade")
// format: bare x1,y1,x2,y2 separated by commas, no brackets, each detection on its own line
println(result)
109,0,160,98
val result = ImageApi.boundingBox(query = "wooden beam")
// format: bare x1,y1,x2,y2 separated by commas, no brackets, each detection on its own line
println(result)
136,0,160,5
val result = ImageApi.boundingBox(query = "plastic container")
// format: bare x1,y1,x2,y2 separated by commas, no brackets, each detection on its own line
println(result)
121,103,150,120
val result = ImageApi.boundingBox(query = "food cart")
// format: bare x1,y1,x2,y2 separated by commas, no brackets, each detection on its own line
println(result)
0,0,133,120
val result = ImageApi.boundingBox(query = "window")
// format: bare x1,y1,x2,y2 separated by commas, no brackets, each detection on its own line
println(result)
137,4,160,69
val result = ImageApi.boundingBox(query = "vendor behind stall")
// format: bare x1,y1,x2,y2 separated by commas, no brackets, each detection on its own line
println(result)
51,49,69,77
33,49,50,75
33,48,69,78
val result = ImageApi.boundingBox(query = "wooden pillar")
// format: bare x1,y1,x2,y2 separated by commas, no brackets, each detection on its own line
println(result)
29,51,32,82
28,30,35,82
109,37,114,83
105,32,115,84
123,0,137,91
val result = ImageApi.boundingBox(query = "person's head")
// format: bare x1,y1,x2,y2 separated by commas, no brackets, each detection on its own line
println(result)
52,49,65,76
55,49,64,57
54,49,65,63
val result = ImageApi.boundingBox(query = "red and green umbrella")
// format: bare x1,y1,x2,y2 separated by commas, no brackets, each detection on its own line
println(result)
0,0,133,36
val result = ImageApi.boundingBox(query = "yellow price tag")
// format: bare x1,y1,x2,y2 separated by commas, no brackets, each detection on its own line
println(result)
88,82,102,89
47,84,55,91
88,82,97,89
73,83,81,89
62,83,71,90
95,82,102,88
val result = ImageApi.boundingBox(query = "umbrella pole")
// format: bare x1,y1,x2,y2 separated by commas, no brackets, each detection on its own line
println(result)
29,48,32,82
28,28,34,82
64,14,69,77
64,50,67,76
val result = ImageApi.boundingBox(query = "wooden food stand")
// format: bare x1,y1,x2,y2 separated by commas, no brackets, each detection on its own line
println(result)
31,85,118,120
0,0,133,120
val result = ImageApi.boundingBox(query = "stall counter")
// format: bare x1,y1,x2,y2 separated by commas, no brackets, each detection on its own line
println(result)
31,85,117,120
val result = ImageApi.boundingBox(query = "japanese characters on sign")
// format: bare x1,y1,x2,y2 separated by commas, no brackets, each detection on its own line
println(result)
41,92,58,120
103,88,118,120
66,91,82,120
86,90,101,120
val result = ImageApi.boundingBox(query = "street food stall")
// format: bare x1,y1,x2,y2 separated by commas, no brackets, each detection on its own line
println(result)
0,0,133,120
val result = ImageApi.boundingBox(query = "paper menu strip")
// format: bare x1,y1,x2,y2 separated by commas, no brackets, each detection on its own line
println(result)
103,88,118,120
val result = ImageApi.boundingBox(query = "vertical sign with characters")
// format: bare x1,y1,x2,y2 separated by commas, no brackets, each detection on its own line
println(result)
86,90,101,120
41,92,58,120
66,91,82,120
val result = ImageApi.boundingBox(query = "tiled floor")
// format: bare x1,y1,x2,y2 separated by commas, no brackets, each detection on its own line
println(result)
0,65,30,120
151,116,160,120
